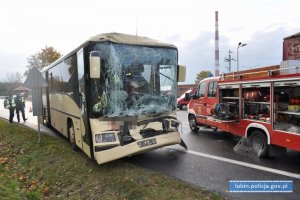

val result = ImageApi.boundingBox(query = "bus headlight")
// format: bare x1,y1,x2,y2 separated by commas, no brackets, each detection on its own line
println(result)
95,132,116,143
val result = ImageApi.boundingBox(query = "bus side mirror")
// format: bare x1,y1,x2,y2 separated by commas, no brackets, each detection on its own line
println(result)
177,65,186,82
89,51,101,79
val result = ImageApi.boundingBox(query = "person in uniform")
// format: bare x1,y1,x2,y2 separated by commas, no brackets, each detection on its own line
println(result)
7,94,16,123
15,93,27,122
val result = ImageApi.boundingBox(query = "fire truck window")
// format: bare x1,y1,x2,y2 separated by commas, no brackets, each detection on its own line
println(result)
208,81,217,97
197,82,207,97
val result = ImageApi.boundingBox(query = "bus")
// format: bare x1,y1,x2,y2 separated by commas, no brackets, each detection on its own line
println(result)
42,33,187,164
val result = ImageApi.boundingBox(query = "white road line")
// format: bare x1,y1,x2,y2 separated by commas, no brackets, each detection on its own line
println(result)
172,148,300,179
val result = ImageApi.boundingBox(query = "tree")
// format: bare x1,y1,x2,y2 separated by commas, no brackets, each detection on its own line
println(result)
195,70,212,83
6,72,23,94
0,82,9,96
25,46,62,75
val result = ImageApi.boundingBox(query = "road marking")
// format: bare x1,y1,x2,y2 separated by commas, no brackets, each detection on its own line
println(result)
172,148,300,179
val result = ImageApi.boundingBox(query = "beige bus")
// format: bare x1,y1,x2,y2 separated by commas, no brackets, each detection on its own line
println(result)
42,33,187,164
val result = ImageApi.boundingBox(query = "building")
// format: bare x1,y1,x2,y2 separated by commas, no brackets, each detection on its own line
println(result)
13,86,31,98
177,82,198,97
283,32,300,60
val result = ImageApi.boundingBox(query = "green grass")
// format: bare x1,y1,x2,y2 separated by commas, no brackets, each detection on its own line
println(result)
0,119,224,200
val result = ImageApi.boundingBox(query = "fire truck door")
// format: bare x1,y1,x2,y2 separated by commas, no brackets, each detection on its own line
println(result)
207,80,218,115
194,81,208,119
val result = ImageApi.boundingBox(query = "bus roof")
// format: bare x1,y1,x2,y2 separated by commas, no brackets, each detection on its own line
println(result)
89,32,177,48
42,32,177,72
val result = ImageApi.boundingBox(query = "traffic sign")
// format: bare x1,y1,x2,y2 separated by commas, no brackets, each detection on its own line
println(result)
24,67,47,88
24,67,47,116
24,67,48,143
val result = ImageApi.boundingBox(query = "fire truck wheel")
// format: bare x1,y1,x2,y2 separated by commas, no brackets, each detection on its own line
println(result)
250,130,268,157
188,115,199,132
180,104,187,110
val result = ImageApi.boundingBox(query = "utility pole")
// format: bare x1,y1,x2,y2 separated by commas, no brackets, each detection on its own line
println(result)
224,50,236,72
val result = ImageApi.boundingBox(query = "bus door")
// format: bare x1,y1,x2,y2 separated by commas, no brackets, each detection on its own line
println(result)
75,49,91,157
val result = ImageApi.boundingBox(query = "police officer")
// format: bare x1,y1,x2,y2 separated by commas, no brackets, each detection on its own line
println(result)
15,93,27,123
7,94,16,123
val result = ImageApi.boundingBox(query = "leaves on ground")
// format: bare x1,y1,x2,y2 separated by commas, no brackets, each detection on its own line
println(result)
0,119,224,199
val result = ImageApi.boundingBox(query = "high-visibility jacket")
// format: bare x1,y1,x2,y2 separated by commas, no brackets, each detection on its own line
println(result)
7,98,16,108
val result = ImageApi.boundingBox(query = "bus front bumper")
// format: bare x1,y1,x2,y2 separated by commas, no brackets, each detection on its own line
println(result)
94,132,182,164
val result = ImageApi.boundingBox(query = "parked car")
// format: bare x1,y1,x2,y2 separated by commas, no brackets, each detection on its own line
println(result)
177,88,196,110
3,96,9,108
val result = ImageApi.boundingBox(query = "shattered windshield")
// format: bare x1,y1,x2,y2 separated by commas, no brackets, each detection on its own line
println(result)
89,42,178,117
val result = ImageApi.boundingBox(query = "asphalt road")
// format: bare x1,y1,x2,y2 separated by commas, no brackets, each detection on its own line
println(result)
1,99,299,200
126,110,300,200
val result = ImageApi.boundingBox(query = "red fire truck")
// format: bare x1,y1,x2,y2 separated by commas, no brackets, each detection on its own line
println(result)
188,65,300,157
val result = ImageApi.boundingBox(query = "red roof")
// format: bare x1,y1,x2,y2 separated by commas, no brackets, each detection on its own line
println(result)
13,86,31,91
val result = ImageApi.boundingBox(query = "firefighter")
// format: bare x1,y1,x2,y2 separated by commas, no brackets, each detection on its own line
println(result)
7,94,16,123
15,93,27,122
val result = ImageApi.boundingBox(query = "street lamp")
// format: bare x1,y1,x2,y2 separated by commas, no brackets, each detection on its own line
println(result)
237,42,247,71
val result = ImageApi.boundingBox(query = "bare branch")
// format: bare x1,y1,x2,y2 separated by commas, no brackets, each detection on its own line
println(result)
6,72,23,93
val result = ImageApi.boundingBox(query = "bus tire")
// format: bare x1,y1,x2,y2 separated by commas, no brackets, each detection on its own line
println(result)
250,130,268,157
188,115,199,132
68,122,78,151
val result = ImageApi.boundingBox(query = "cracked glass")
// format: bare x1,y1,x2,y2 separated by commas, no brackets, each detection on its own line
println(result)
89,42,178,117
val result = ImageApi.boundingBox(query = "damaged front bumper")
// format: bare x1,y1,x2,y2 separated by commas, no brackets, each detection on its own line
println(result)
94,131,183,164
90,115,187,164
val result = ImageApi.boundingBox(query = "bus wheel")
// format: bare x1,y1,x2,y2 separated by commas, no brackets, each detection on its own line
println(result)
250,130,268,157
68,123,78,151
188,115,199,132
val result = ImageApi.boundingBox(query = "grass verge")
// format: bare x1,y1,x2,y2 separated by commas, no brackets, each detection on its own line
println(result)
0,119,224,200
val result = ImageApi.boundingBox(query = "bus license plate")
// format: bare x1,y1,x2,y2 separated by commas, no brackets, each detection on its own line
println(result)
137,138,157,148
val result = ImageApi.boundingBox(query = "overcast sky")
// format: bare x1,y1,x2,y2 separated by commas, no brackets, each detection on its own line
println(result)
0,0,299,83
